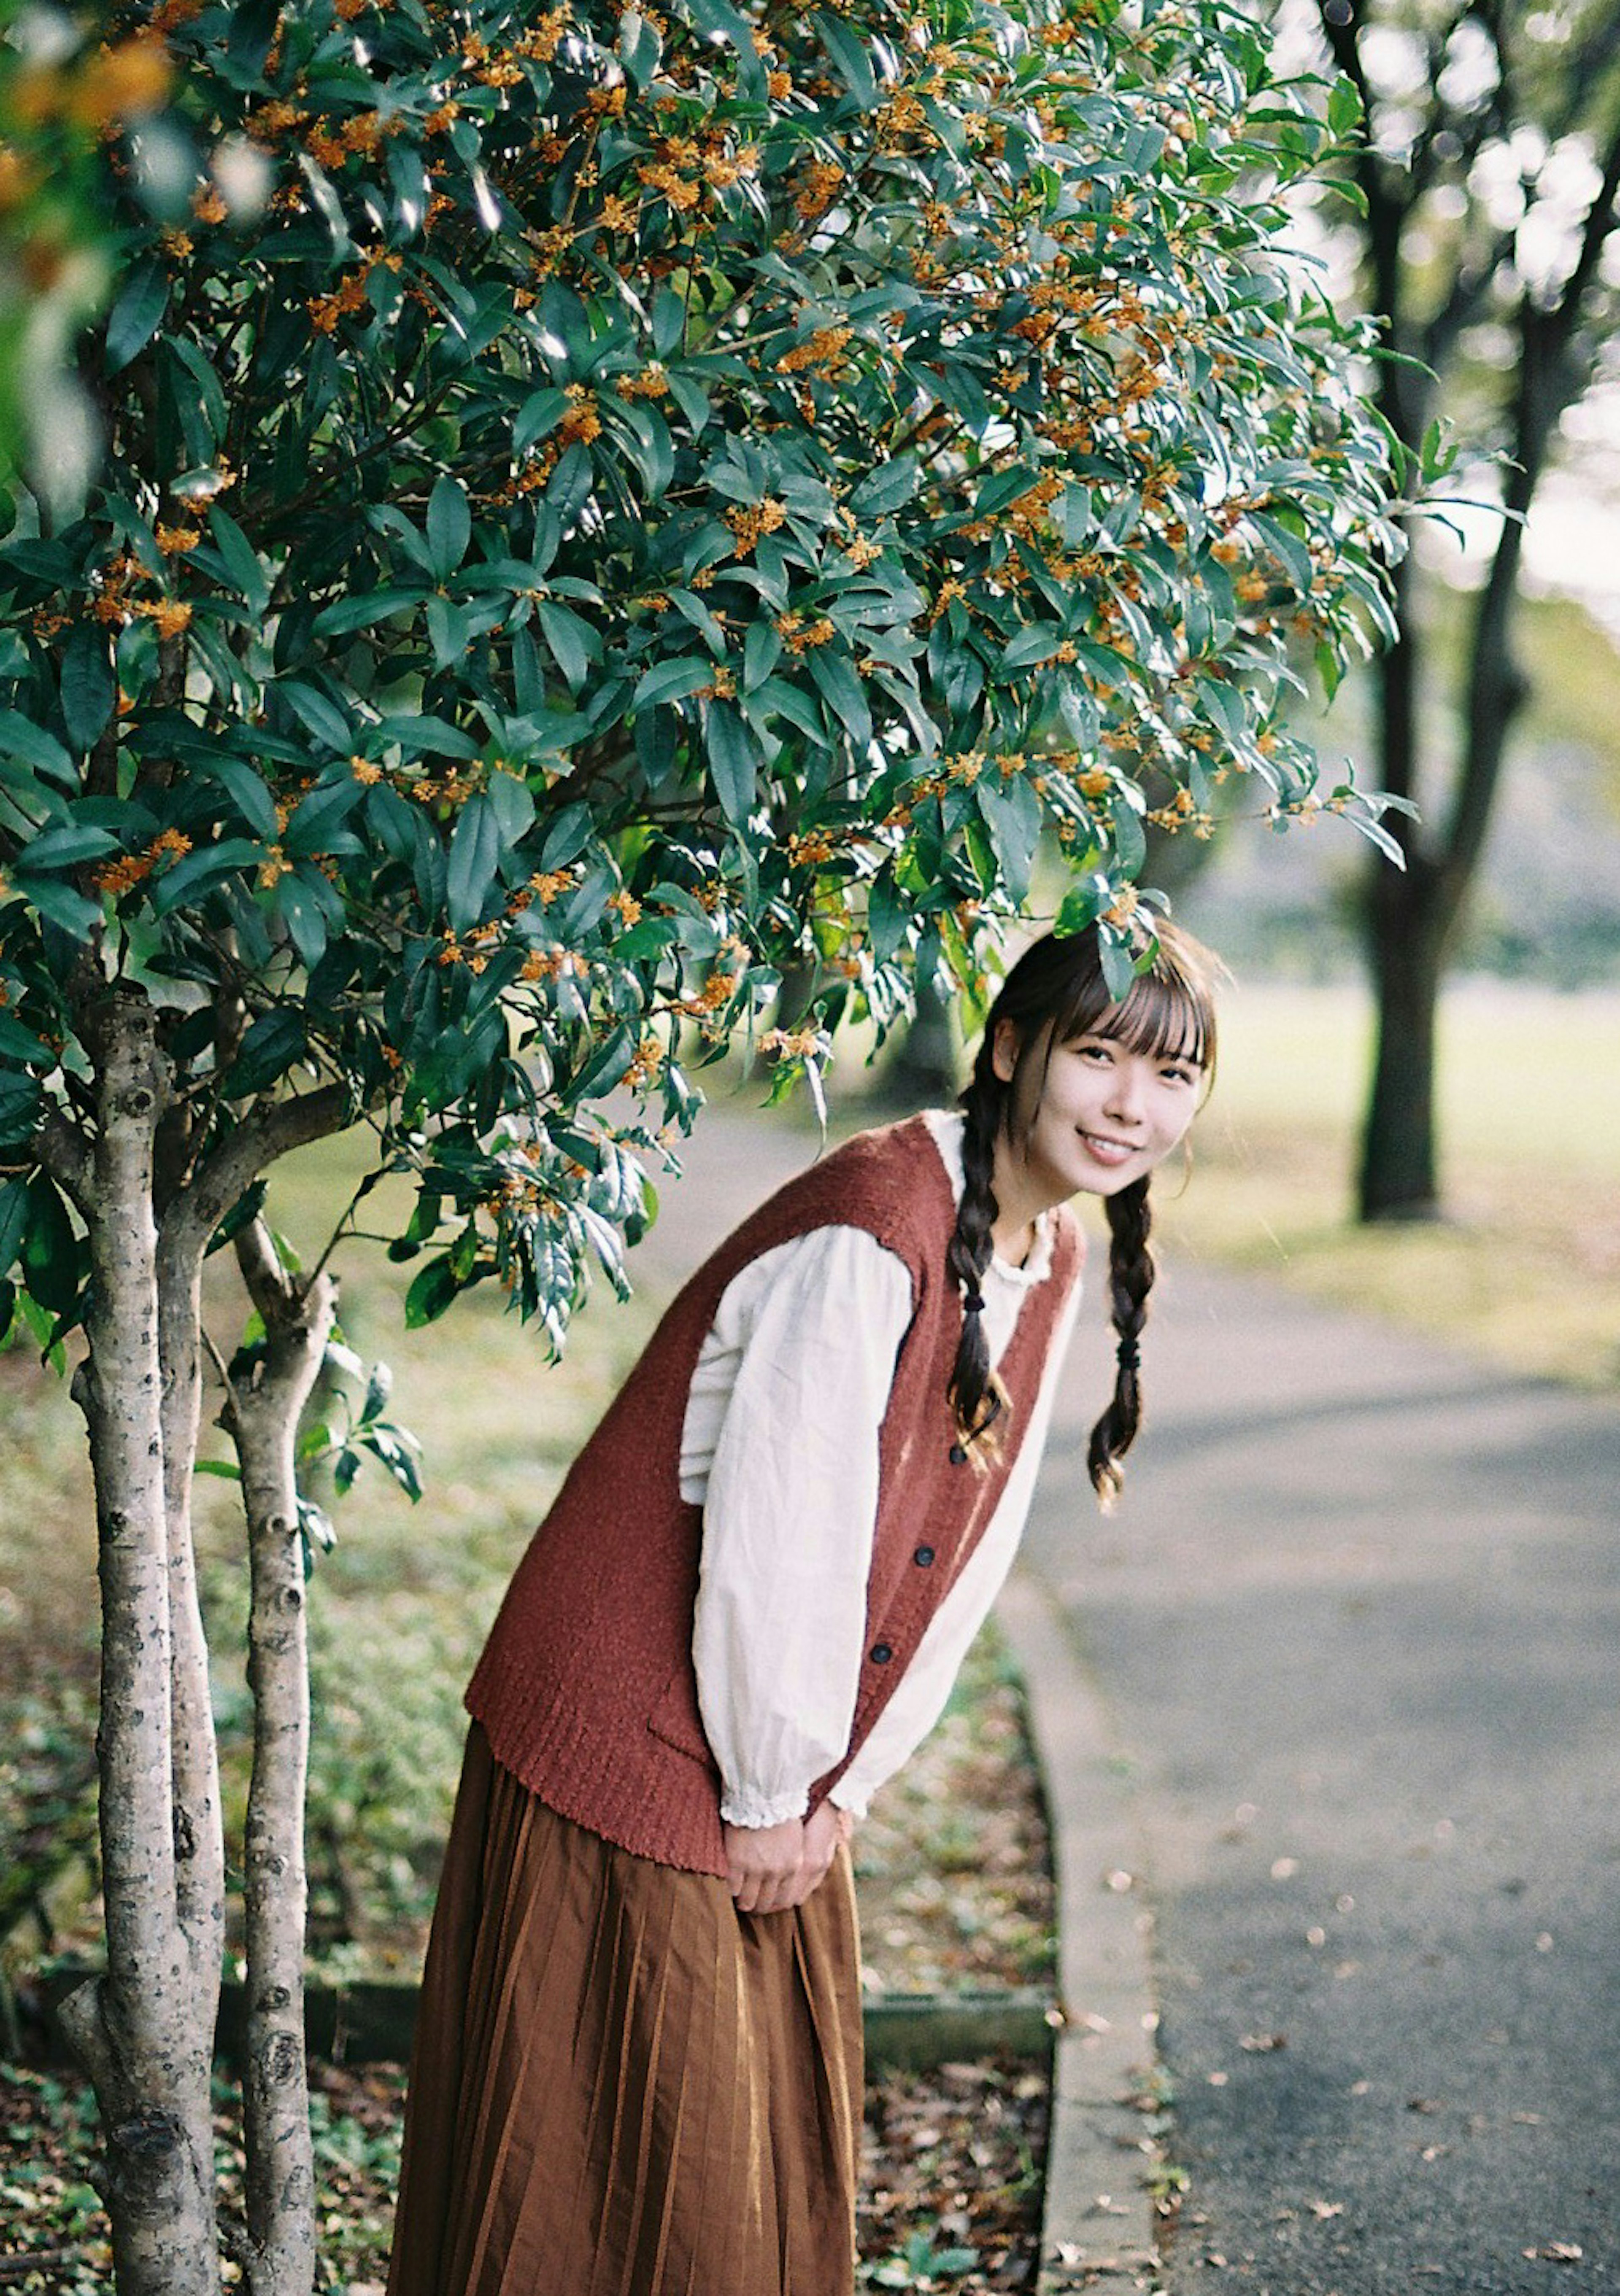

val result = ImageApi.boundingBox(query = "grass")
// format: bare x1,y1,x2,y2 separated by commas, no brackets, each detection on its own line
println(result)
1152,976,1620,1391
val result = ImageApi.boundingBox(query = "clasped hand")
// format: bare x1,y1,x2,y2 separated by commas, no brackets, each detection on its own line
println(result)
724,1802,854,1916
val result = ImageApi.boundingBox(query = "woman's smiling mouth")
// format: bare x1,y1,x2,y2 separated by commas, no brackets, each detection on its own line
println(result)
1079,1130,1138,1164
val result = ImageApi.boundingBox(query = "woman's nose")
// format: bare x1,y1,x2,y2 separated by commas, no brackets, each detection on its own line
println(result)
1103,1060,1148,1122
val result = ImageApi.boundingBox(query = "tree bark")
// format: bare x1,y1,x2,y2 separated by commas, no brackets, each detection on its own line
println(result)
1358,850,1447,1218
155,1221,227,2122
224,1218,337,2296
57,991,220,2296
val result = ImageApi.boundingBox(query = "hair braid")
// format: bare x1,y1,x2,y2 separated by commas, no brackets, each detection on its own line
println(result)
1087,1175,1155,1510
946,1062,1004,1446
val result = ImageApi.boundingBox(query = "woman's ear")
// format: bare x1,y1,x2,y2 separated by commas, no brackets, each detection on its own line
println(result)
991,1018,1021,1085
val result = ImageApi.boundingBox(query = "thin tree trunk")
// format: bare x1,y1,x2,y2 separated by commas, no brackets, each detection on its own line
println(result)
155,1226,227,2148
224,1218,337,2296
56,991,220,2296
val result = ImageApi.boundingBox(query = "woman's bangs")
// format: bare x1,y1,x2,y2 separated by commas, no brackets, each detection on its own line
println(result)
1069,962,1213,1070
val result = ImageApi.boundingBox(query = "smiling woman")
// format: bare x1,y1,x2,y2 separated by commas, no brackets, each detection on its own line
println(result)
950,921,1218,1509
387,920,1220,2296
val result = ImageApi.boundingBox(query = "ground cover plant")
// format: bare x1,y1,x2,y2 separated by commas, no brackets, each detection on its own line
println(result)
3,2049,1053,2295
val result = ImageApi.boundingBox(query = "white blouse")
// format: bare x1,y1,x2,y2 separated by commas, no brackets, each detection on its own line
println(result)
681,1109,1082,1828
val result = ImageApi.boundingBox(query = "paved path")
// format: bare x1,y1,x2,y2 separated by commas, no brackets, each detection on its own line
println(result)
638,1102,1620,2295
1021,1259,1620,2296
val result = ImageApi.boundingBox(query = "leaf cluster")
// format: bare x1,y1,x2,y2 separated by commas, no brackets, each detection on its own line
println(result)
0,0,1400,1347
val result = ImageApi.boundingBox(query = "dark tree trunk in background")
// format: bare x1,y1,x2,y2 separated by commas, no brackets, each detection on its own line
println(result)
878,966,958,1108
1360,855,1446,1217
1315,2,1620,1223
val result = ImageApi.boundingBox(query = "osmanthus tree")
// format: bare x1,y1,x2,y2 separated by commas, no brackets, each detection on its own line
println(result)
0,0,1400,2285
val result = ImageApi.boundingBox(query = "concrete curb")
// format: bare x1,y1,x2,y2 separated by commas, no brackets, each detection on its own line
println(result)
998,1570,1164,2293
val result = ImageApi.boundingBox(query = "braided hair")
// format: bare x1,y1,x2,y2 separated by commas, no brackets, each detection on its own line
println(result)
945,919,1218,1504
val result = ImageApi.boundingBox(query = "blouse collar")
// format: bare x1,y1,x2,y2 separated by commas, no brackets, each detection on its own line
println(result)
919,1109,1056,1289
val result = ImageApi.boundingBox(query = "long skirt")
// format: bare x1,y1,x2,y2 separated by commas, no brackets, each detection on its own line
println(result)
385,1725,864,2296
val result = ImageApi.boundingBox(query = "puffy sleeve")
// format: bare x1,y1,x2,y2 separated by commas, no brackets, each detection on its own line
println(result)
688,1223,915,1828
828,1269,1083,1817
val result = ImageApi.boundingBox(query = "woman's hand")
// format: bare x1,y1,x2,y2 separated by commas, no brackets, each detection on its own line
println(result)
724,1802,853,1915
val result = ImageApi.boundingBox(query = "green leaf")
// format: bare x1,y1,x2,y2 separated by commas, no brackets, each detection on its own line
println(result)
59,624,115,753
0,1072,42,1150
1002,623,1064,670
537,600,598,693
11,876,101,938
208,505,271,617
867,870,908,964
204,754,280,840
106,260,170,373
743,619,781,693
0,710,79,791
540,800,595,868
485,768,535,846
652,287,686,359
1053,877,1103,936
404,1253,461,1327
1250,512,1315,598
150,836,267,913
207,1180,268,1258
1099,931,1137,1003
221,1008,307,1097
446,792,502,930
275,872,329,969
632,657,716,711
279,681,353,755
427,475,472,581
849,458,916,518
20,1175,79,1317
19,822,119,871
312,588,429,636
705,701,759,825
815,12,877,105
1328,74,1363,137
0,1179,29,1278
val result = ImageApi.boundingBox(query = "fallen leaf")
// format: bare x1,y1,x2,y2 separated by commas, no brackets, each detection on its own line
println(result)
1308,2201,1346,2219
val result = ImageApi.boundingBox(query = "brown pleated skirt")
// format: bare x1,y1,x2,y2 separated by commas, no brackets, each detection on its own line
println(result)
385,1725,864,2296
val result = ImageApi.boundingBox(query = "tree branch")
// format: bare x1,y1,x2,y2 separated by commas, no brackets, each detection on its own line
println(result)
162,1083,353,1270
34,1105,94,1213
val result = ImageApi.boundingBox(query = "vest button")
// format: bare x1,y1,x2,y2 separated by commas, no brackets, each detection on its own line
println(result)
948,1442,968,1465
869,1642,894,1665
913,1545,935,1568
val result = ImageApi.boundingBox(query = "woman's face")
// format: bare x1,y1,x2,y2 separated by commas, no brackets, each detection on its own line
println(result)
994,1016,1205,1202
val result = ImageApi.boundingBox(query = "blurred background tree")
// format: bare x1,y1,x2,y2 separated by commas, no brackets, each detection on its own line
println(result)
1306,0,1620,1218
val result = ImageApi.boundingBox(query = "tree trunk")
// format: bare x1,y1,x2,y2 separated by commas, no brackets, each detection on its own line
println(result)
225,1218,337,2296
878,965,958,1108
56,991,220,2296
155,1220,227,2130
1358,854,1447,1219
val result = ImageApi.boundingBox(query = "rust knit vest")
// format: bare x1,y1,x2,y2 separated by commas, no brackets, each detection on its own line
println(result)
465,1114,1084,1875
